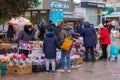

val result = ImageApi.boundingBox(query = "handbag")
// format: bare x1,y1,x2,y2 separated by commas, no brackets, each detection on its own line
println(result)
61,30,73,52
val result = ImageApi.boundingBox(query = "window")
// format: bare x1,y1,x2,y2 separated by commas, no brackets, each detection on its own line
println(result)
116,7,120,12
103,0,107,2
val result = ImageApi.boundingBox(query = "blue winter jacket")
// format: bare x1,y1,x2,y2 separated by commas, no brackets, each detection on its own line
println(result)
81,22,96,47
43,31,60,59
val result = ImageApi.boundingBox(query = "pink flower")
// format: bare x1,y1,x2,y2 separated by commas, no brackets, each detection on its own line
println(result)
3,54,8,57
21,54,26,60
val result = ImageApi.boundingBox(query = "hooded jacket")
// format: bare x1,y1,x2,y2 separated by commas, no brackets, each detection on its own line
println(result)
43,31,60,59
59,24,72,45
81,22,96,47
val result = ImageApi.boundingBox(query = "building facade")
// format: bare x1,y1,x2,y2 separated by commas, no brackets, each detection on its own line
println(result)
74,1,105,27
25,0,76,25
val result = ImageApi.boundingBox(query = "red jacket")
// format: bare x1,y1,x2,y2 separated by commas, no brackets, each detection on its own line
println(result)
100,27,110,44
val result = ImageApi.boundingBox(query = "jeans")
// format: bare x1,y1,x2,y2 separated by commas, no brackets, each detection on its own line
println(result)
46,59,55,71
61,49,71,69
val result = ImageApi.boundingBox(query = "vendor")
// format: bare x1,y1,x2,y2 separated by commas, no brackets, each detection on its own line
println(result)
17,24,35,57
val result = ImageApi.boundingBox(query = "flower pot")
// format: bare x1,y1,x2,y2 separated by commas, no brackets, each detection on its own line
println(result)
0,65,6,76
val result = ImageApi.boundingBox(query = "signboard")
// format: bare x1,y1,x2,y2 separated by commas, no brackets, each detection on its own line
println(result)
49,9,63,25
43,0,74,12
81,2,105,8
50,1,69,9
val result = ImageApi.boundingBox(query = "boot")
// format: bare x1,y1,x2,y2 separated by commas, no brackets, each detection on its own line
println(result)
91,58,95,62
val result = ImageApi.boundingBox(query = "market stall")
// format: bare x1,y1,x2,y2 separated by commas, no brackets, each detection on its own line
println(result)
0,38,84,78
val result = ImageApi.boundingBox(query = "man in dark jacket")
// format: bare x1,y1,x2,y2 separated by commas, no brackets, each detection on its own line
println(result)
81,22,96,62
46,20,59,37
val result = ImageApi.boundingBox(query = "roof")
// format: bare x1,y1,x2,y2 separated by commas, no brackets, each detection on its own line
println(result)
102,7,115,14
104,12,120,17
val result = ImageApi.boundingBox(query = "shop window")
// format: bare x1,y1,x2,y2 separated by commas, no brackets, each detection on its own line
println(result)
116,7,120,12
103,0,107,2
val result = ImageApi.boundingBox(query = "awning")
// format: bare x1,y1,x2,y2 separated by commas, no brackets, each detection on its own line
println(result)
63,14,84,20
104,12,120,17
102,7,115,14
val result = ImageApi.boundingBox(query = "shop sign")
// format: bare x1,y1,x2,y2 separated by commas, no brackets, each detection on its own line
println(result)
49,9,63,25
50,1,69,9
81,2,105,8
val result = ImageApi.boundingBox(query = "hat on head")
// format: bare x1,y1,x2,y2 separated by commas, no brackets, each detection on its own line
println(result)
26,22,33,27
58,20,65,28
98,23,104,29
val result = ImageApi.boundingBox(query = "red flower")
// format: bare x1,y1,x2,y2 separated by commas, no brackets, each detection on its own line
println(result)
12,54,17,58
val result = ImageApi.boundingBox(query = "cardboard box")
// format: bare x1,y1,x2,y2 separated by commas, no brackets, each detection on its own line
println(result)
7,65,32,75
6,65,14,73
14,66,32,75
0,43,12,49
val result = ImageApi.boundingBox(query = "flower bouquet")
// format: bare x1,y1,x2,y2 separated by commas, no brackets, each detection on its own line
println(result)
73,39,81,54
71,54,82,68
8,53,27,66
0,55,10,76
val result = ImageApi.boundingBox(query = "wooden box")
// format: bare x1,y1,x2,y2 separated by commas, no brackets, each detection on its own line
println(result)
13,66,32,75
0,43,12,50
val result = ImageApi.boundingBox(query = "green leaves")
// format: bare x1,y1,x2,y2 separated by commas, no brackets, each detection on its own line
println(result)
35,0,41,7
0,0,35,23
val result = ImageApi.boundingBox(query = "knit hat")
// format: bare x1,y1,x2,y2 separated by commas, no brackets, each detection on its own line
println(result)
98,23,104,29
58,20,65,27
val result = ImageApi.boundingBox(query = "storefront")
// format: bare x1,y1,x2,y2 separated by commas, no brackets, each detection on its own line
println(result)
80,2,105,27
25,0,75,25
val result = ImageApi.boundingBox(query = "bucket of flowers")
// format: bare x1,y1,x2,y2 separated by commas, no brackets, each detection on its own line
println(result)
0,55,10,76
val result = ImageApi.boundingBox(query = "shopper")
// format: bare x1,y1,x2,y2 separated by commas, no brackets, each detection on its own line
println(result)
90,24,98,48
58,21,80,73
17,25,35,57
80,22,96,62
43,28,60,74
46,20,60,37
98,23,110,60
39,22,46,41
7,24,15,43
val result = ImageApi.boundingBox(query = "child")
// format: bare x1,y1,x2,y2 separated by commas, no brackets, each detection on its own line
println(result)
43,28,60,74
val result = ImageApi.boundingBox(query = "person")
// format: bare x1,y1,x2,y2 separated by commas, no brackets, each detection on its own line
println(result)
107,22,115,34
77,19,84,35
17,24,35,57
7,24,15,42
90,24,98,49
80,22,96,62
43,28,60,74
39,22,46,40
98,23,110,60
58,21,80,73
46,20,59,37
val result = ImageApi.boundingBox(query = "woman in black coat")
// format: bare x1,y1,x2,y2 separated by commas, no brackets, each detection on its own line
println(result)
81,22,96,62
